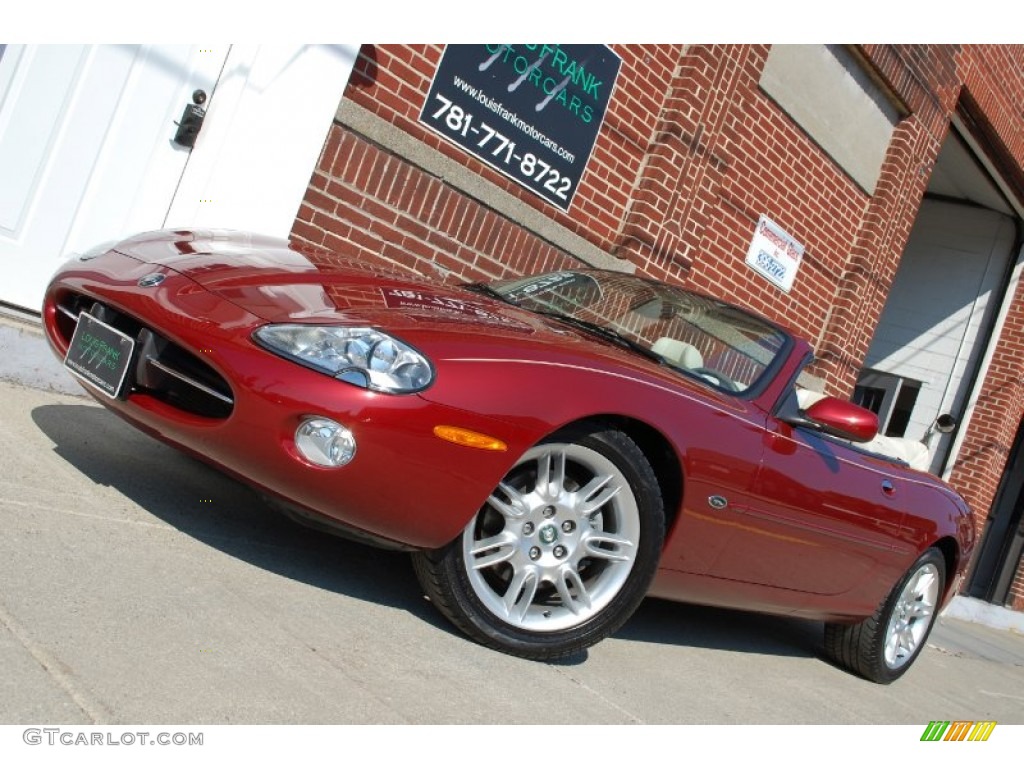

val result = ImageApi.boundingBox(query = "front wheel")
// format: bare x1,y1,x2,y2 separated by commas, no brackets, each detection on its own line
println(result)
824,548,946,684
412,424,665,660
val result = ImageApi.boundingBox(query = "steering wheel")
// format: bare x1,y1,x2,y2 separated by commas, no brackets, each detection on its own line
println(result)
690,367,741,392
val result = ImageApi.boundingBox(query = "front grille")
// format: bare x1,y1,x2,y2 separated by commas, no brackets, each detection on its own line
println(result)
56,294,234,419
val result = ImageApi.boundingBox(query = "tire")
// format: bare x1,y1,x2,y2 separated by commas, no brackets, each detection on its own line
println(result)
824,548,946,684
412,423,665,660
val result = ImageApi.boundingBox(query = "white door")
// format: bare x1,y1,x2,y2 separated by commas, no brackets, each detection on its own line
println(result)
0,44,230,311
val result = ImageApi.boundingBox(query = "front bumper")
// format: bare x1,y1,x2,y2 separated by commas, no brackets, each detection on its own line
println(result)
42,256,521,549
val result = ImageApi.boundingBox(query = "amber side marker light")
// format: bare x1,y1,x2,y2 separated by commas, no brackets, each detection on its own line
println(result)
433,425,508,451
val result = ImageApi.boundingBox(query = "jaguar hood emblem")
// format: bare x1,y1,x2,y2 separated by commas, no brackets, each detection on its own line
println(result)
138,273,165,287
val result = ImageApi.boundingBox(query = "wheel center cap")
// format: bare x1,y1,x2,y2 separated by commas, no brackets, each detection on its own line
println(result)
538,524,558,545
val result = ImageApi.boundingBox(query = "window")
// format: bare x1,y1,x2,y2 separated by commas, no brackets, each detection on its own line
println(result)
854,370,923,438
853,384,886,415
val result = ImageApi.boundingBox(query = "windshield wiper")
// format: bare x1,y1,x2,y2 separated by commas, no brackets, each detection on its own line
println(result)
464,283,513,303
535,311,664,364
464,288,664,365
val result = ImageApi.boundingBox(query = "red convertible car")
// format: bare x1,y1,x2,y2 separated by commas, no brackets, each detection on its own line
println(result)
42,229,975,683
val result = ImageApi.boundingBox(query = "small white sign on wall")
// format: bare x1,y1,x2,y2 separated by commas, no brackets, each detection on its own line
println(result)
745,215,804,292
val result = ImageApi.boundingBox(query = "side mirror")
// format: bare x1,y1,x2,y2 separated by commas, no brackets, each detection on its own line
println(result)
803,397,879,443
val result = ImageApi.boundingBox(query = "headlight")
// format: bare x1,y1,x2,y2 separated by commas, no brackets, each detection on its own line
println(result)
254,325,434,393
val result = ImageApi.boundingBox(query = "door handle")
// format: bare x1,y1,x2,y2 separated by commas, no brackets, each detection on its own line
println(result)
172,89,207,148
881,479,895,496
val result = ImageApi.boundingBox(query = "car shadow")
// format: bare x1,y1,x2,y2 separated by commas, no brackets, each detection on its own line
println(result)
31,402,441,622
32,401,826,667
616,598,824,660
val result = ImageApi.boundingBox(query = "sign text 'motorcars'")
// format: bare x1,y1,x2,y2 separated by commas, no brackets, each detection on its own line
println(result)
419,44,622,211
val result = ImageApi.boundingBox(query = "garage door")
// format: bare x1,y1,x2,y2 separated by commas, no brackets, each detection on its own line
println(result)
859,198,1017,473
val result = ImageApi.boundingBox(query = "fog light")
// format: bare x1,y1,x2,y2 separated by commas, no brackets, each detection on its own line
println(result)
295,417,356,467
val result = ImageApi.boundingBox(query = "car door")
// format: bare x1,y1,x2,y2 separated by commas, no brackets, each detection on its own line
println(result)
704,407,908,597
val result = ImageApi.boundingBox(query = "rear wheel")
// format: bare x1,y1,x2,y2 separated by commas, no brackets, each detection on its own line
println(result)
412,424,664,660
824,548,945,684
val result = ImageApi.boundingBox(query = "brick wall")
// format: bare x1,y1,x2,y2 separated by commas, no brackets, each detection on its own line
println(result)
291,43,1024,607
292,124,583,282
951,46,1024,609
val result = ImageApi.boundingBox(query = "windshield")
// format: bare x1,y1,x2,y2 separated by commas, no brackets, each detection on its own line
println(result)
485,270,791,395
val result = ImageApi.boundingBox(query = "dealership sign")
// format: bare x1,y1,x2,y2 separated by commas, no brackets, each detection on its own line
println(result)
745,215,804,292
419,44,622,211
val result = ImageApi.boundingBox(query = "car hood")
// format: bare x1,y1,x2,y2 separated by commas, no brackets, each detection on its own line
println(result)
115,229,547,330
109,229,688,380
111,229,424,321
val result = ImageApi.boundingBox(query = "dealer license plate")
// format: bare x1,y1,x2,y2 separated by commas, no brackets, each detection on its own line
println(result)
64,312,135,398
